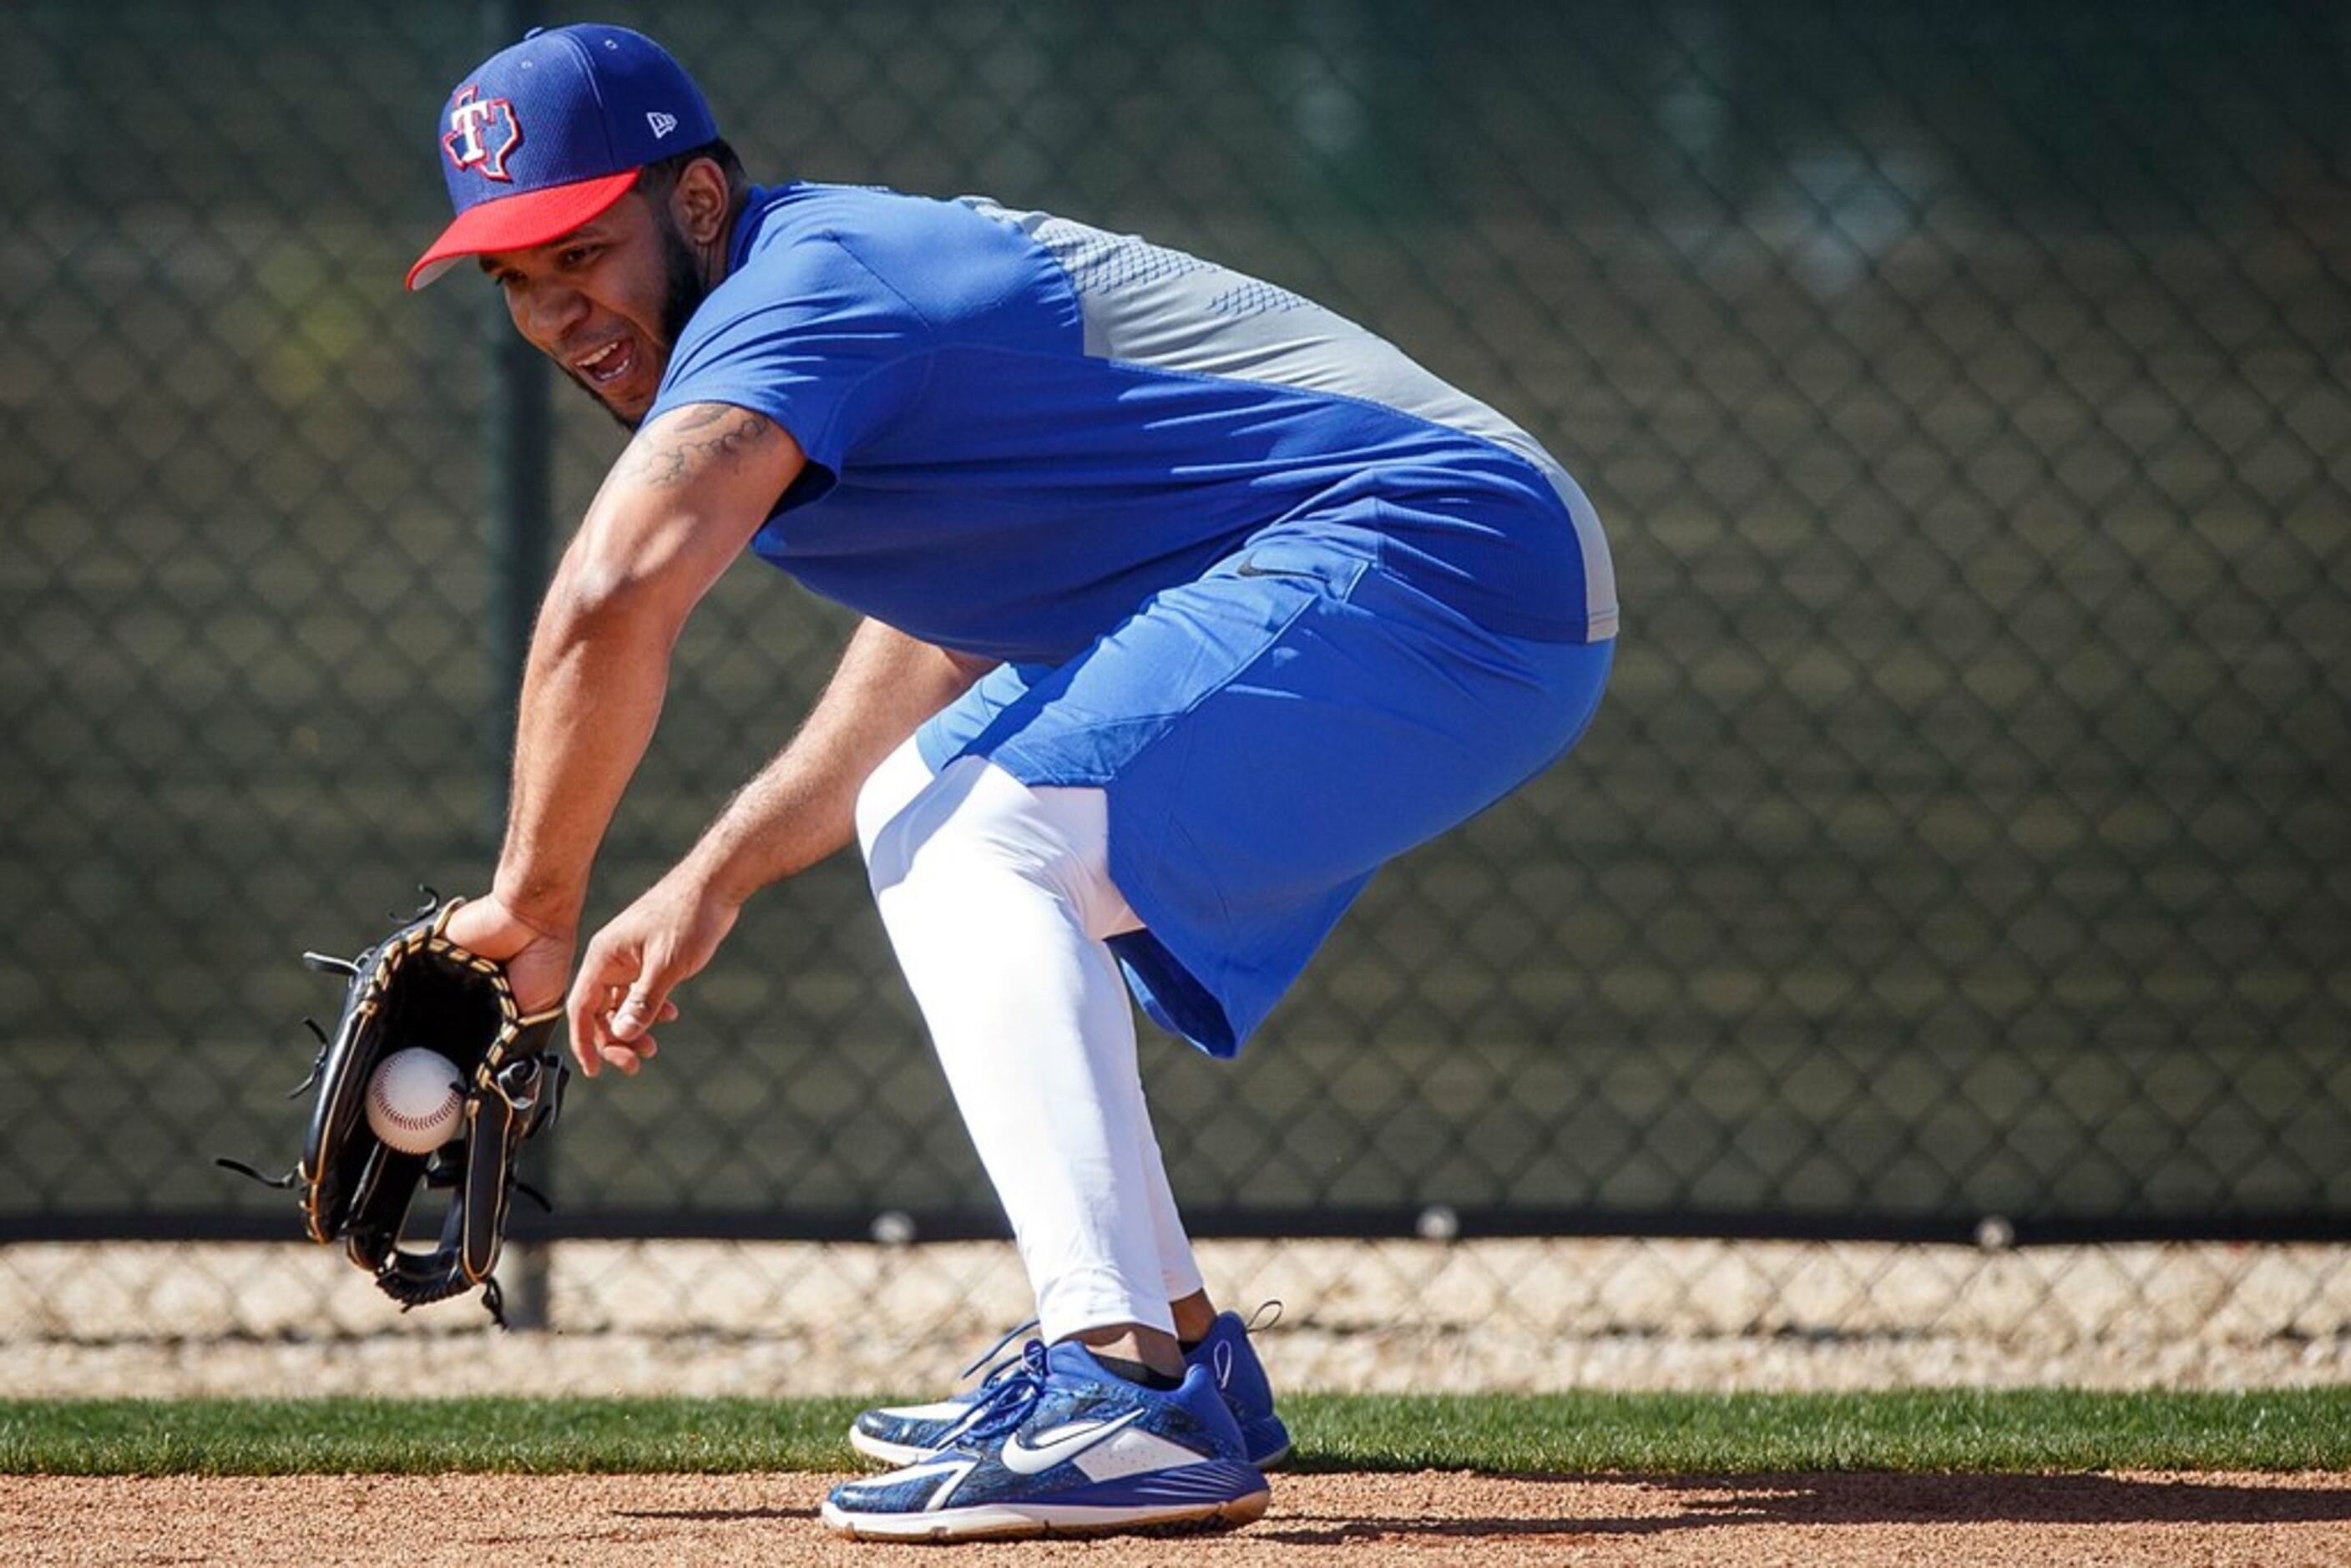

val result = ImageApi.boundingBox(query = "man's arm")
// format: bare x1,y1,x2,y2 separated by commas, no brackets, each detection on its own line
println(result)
565,618,992,1075
442,402,804,1015
692,617,995,900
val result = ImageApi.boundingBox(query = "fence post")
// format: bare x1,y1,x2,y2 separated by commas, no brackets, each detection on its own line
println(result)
481,0,554,1332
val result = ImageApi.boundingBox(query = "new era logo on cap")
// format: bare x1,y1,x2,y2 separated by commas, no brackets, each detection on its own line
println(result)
648,110,680,139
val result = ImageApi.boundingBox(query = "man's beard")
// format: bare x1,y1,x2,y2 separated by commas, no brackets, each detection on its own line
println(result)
567,216,710,432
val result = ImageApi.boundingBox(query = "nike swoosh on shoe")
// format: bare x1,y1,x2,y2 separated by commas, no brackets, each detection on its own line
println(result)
998,1408,1149,1475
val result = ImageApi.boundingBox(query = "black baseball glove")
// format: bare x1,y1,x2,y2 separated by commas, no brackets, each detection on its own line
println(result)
222,893,568,1324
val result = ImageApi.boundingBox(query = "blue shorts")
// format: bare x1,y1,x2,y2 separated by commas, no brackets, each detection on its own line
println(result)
917,529,1612,1056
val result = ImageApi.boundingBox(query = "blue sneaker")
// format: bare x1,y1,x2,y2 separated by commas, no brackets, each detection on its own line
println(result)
1190,1308,1294,1468
822,1340,1270,1541
847,1320,1037,1467
850,1308,1293,1469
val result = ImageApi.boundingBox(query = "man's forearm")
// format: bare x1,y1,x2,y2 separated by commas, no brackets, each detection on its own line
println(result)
491,589,676,934
680,619,990,905
482,402,807,941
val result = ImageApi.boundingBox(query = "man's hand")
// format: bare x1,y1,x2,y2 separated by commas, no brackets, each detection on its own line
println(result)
442,893,577,1019
566,869,741,1078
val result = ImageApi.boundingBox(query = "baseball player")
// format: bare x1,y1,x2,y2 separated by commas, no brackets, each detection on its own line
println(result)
419,24,1615,1541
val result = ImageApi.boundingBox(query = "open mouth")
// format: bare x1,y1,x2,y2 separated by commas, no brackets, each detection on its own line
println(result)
571,335,636,389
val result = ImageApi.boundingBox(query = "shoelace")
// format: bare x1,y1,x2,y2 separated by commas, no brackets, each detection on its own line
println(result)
959,1340,1052,1444
958,1318,1041,1385
945,1302,1283,1416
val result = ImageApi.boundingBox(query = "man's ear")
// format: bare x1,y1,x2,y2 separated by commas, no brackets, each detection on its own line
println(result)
671,158,732,249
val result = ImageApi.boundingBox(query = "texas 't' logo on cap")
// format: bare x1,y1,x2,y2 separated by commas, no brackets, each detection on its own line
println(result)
442,86,523,182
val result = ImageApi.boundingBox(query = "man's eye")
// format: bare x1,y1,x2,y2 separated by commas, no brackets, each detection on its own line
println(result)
561,246,596,266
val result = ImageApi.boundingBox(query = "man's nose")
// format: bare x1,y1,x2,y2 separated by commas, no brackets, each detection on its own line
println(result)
521,282,589,345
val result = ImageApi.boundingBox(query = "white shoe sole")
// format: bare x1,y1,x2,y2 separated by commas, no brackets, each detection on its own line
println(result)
821,1486,1270,1542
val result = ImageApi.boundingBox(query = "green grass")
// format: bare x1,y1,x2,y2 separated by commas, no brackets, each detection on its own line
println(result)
1288,1389,2351,1473
0,1397,869,1476
6,1389,2350,1477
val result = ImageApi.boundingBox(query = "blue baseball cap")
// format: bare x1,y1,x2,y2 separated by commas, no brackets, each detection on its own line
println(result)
407,23,719,290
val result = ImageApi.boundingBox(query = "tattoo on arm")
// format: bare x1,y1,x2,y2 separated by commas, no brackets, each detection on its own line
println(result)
621,405,779,489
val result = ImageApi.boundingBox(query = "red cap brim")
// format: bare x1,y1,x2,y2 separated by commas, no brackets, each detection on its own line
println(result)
405,169,642,291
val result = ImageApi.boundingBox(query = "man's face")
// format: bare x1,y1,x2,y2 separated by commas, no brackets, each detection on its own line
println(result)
479,188,708,429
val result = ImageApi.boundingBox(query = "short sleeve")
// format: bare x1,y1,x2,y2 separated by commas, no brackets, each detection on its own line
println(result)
646,232,934,474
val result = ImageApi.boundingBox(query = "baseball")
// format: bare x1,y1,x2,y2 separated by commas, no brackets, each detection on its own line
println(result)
366,1049,466,1155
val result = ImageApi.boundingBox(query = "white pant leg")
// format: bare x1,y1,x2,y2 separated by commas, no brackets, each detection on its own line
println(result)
857,743,1198,1340
1139,1109,1206,1308
852,734,943,855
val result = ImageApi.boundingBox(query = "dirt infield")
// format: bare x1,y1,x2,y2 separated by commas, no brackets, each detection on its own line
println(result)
8,1471,2350,1565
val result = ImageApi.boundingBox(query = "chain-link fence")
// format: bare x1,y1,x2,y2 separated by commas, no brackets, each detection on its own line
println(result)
4,0,2347,1386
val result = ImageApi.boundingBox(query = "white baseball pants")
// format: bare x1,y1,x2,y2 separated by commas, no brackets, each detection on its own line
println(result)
856,736,1206,1342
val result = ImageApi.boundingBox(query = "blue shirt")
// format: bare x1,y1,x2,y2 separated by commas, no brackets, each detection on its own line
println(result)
649,183,1615,665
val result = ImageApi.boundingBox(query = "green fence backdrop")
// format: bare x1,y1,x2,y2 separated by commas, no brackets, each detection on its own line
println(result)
4,1,2346,1256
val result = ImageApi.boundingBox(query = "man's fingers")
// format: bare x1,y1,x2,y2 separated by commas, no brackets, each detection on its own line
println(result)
569,1018,603,1078
564,912,700,1079
565,943,635,1077
609,980,666,1043
566,982,601,1077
